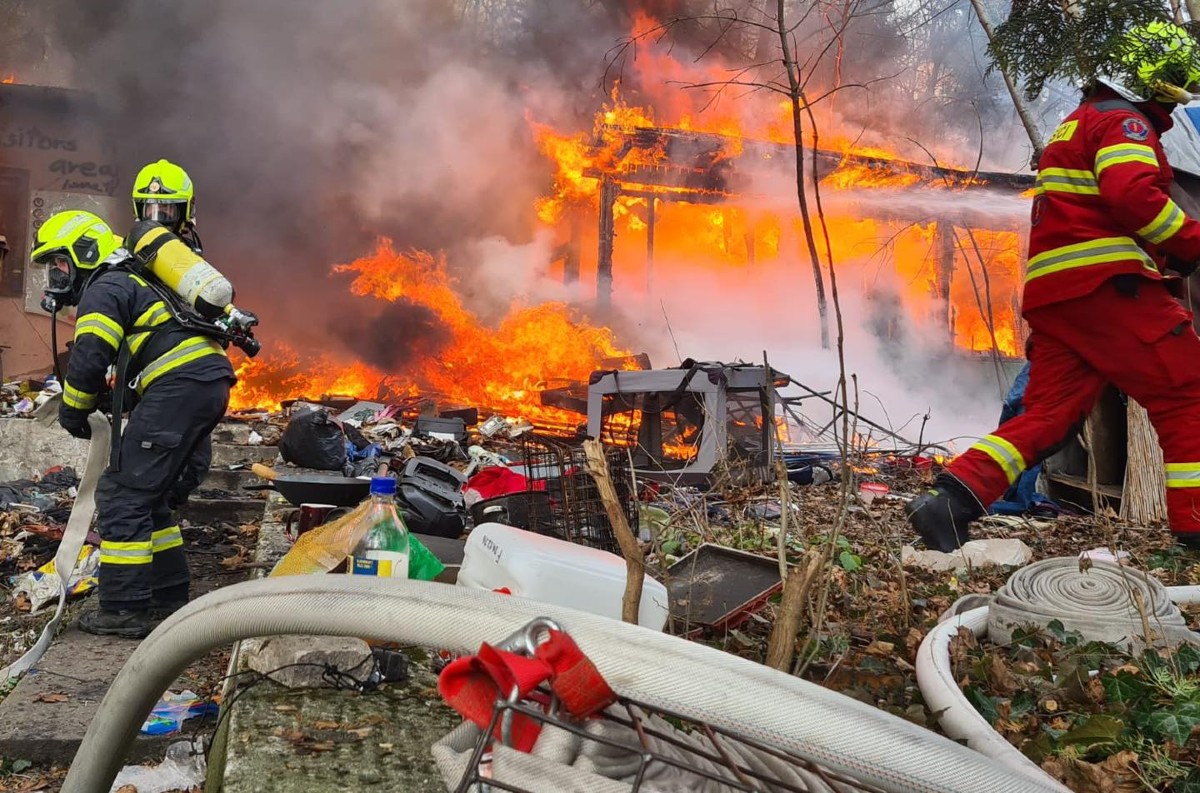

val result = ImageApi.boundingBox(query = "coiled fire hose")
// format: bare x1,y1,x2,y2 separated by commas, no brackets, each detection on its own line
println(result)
918,557,1200,790
65,577,1069,793
1,411,109,681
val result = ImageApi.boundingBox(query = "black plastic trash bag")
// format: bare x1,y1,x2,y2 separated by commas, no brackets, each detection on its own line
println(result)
278,409,347,471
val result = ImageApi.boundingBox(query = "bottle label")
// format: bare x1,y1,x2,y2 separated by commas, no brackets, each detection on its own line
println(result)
350,550,409,578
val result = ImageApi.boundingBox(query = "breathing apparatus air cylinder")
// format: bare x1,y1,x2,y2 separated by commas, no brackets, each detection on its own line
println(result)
126,220,233,319
124,220,261,356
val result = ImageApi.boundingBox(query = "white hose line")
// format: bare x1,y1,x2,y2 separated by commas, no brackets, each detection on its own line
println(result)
1166,585,1200,606
65,577,1069,793
990,559,1196,649
1,412,109,681
917,585,1200,793
916,607,1069,792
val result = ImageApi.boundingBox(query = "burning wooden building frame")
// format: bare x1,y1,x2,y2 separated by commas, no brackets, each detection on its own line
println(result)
567,123,1036,357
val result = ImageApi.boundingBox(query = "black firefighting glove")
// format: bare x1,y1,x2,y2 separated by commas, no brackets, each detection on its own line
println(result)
1166,255,1199,278
58,406,92,440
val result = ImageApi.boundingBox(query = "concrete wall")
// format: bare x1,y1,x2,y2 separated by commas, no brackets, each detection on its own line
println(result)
0,83,123,382
0,296,68,379
0,417,87,482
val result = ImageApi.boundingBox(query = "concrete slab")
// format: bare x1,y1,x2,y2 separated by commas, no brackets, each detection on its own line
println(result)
0,501,272,767
203,467,260,492
180,497,270,527
211,443,279,469
0,616,194,764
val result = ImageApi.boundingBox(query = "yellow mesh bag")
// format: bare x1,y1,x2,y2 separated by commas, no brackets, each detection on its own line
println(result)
269,502,372,577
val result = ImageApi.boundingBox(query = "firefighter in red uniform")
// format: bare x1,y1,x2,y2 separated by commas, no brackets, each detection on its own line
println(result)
908,21,1200,552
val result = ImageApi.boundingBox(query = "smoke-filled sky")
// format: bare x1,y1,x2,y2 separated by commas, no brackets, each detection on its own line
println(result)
16,0,1040,442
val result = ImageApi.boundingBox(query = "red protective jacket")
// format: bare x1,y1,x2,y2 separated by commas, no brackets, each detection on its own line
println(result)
1024,87,1200,312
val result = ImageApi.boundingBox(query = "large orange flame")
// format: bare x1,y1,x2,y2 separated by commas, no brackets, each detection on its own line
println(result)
229,240,632,423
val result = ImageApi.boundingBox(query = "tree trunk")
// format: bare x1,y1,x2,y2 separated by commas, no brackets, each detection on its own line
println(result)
1188,0,1200,22
777,0,830,349
968,0,1044,164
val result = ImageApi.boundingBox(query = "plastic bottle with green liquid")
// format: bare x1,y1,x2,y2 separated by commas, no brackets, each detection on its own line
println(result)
348,476,410,578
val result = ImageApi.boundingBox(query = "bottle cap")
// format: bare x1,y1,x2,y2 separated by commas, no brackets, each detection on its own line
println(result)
370,476,396,496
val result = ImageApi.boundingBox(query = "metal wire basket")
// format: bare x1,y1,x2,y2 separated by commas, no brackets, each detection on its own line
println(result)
520,434,637,554
439,619,888,793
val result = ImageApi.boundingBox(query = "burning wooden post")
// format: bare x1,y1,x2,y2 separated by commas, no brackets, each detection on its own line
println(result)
597,176,618,309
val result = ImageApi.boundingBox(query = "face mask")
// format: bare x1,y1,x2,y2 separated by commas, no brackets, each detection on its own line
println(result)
140,201,183,226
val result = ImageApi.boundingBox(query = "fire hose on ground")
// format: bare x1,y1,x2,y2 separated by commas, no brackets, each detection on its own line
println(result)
917,557,1200,792
64,576,1071,793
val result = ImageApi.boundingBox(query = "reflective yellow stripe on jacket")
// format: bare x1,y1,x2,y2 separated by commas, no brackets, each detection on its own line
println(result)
1137,199,1187,245
1035,167,1099,196
1094,143,1158,178
128,301,173,355
969,434,1026,485
74,312,124,351
1025,236,1156,283
62,381,97,410
137,336,226,393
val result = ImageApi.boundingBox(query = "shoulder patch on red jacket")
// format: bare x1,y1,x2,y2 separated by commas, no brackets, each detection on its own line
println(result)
1122,116,1150,141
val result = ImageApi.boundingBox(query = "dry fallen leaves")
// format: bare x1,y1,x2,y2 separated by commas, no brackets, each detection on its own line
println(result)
32,691,68,703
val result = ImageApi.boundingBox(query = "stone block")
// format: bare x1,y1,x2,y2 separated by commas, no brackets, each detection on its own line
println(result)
244,635,372,689
0,417,88,482
902,538,1034,572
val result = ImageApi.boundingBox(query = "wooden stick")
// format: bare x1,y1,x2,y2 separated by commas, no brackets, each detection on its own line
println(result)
251,462,279,481
764,549,822,672
583,439,645,625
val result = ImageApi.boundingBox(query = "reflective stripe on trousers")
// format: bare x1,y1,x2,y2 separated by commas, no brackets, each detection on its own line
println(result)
151,526,184,553
99,540,153,566
1165,463,1200,489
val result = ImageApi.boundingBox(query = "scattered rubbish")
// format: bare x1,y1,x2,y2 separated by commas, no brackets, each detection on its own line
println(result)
270,492,444,580
1080,546,1131,565
337,400,387,426
458,522,670,630
397,457,467,539
140,691,217,735
111,737,207,792
666,544,783,634
478,414,507,437
415,415,468,442
349,477,412,578
901,538,1034,572
278,408,347,471
11,545,99,612
858,482,889,505
248,429,263,445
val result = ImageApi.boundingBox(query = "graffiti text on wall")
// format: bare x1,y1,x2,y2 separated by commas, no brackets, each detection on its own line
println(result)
0,127,77,151
50,159,119,196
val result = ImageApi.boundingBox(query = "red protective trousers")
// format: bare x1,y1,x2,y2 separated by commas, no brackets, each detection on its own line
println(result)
946,277,1200,539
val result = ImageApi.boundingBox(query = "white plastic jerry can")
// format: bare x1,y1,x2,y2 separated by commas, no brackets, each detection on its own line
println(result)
457,523,670,631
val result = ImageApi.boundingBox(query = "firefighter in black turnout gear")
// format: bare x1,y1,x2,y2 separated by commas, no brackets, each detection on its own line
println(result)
33,210,236,638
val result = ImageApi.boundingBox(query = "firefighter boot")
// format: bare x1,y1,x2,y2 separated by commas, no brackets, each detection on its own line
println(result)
150,584,190,621
78,607,153,639
905,475,984,552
